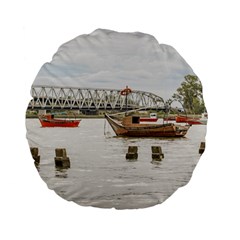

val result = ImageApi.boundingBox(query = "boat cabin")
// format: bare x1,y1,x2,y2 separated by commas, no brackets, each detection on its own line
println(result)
122,115,140,125
150,113,157,118
41,114,54,120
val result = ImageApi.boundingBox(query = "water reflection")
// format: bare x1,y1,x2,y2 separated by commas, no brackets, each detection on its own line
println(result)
126,158,138,163
151,160,163,166
55,168,68,178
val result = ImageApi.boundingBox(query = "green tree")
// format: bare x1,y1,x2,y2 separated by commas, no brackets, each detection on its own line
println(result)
172,75,205,114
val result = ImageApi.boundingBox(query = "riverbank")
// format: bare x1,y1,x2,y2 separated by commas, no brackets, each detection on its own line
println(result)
26,112,201,119
25,113,105,119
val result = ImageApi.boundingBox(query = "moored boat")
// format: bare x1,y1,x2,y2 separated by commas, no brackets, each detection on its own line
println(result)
176,113,207,125
105,113,190,137
38,114,81,127
175,115,194,123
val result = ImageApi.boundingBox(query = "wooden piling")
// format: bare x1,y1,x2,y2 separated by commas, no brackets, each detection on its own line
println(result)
54,148,70,168
199,142,205,154
151,146,164,161
126,146,138,160
30,147,40,164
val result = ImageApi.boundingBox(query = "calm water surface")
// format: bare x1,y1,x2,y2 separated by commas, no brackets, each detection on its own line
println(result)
26,118,206,209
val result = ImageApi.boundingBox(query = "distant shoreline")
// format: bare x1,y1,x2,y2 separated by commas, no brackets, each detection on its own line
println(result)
25,114,105,119
25,113,201,119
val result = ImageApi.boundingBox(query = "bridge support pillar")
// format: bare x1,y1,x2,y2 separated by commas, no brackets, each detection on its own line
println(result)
126,146,138,160
30,147,40,165
54,148,70,168
199,142,205,154
151,146,164,161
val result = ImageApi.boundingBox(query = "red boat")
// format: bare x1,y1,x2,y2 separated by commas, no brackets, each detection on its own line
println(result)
163,116,176,121
175,115,195,123
140,113,158,122
175,113,207,125
38,114,81,127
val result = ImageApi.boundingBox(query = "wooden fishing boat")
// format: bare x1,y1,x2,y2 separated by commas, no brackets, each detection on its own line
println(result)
38,114,81,127
105,114,190,137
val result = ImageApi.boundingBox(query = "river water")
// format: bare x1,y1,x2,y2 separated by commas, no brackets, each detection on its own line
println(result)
26,118,206,209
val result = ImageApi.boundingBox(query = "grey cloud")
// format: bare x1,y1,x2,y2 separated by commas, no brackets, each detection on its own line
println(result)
33,29,195,100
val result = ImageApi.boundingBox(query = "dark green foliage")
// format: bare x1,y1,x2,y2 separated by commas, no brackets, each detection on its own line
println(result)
172,75,205,114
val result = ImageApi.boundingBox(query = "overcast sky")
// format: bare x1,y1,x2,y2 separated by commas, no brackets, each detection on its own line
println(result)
33,29,196,101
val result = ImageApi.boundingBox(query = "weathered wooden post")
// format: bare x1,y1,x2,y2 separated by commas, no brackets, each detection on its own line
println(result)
126,146,138,160
151,146,164,161
199,142,205,154
30,147,40,164
54,148,70,168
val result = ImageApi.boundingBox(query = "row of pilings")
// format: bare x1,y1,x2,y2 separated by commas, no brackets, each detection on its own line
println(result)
125,142,205,161
30,142,205,168
30,148,70,168
125,146,164,161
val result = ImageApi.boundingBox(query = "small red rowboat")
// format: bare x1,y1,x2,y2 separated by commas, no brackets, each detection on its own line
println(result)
38,114,81,127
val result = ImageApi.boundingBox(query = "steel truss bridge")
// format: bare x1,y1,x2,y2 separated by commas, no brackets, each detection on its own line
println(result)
28,86,166,111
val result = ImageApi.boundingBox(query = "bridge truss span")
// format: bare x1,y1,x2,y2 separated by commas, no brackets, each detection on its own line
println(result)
29,86,165,111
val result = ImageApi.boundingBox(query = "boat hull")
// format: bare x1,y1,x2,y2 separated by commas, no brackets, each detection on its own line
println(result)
105,114,189,137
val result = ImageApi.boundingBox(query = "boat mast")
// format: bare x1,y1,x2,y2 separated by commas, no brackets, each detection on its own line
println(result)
120,85,132,112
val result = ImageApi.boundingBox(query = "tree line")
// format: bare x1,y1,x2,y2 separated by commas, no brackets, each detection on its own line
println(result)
170,74,206,114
